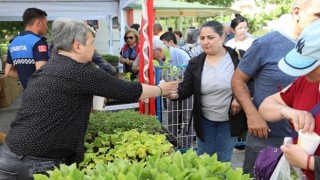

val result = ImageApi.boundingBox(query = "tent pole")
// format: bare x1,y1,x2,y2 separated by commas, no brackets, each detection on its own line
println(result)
108,15,113,55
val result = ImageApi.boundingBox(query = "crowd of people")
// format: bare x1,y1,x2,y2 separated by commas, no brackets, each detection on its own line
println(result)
1,0,320,178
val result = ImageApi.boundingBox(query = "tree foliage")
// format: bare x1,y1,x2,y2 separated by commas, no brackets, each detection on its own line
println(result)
0,22,24,39
255,0,292,7
247,2,291,36
178,0,235,7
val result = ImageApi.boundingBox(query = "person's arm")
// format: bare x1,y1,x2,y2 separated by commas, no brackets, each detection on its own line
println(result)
231,68,270,138
259,85,315,133
139,82,177,100
119,47,129,65
4,63,19,79
5,51,19,79
259,92,288,122
230,97,242,115
81,65,177,102
35,61,47,70
119,55,129,64
33,39,49,69
280,144,315,170
92,52,118,76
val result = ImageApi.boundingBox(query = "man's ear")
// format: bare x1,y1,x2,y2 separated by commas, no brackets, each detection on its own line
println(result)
35,18,41,27
221,36,225,44
73,42,82,54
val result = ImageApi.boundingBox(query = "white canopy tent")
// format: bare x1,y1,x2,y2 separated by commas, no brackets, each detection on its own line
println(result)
0,0,137,54
127,0,239,31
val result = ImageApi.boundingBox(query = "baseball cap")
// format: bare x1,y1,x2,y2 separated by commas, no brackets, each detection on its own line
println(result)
153,36,166,50
278,19,320,76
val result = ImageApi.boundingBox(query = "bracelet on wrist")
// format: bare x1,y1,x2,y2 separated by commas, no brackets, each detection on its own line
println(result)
157,85,163,96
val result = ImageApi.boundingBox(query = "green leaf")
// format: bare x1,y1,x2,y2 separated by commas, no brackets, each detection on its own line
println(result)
140,169,154,180
130,163,145,178
188,171,202,180
125,172,138,180
167,164,181,178
175,169,191,180
33,174,50,180
198,164,208,179
172,151,184,170
156,172,174,180
157,158,169,172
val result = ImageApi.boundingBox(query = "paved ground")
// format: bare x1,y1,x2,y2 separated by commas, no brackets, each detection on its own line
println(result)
0,94,22,134
0,95,245,169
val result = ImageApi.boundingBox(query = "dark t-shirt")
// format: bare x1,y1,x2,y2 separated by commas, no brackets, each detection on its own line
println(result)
6,31,49,89
6,54,142,163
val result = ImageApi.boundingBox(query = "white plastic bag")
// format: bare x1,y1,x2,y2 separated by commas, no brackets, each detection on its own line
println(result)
270,154,291,180
270,137,306,180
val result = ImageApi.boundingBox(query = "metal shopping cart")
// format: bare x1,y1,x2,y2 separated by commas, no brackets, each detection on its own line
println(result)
155,65,196,152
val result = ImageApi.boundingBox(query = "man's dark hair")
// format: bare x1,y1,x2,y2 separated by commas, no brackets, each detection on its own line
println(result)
130,23,140,31
160,32,177,45
173,30,182,38
23,8,47,26
153,23,163,31
168,27,173,32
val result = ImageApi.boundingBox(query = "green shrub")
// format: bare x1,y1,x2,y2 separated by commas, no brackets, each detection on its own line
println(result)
0,43,8,55
34,150,252,180
85,110,162,142
80,130,174,169
0,39,8,43
100,54,119,67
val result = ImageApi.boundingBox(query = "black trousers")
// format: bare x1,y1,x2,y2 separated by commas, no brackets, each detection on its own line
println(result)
0,143,65,180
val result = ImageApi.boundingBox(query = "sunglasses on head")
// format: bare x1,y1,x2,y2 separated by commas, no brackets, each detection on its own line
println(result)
125,36,134,40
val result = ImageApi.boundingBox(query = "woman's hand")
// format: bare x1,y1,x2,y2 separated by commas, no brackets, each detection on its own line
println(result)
280,107,315,133
126,60,133,66
166,93,179,100
230,97,242,115
280,144,311,170
158,81,178,96
119,57,128,64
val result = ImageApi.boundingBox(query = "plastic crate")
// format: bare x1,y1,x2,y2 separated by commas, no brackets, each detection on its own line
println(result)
159,126,177,147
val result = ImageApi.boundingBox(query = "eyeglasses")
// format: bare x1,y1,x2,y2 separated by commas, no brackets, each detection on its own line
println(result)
125,36,134,40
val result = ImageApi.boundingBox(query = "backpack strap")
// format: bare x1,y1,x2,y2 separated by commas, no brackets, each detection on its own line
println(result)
311,102,320,117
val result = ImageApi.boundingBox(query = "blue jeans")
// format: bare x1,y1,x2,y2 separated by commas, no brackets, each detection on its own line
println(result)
243,133,284,177
0,143,65,180
196,117,237,162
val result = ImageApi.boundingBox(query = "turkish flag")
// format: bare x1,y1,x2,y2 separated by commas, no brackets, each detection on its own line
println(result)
38,45,47,52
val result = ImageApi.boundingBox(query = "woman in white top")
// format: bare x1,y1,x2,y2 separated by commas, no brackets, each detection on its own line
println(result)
225,14,255,51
